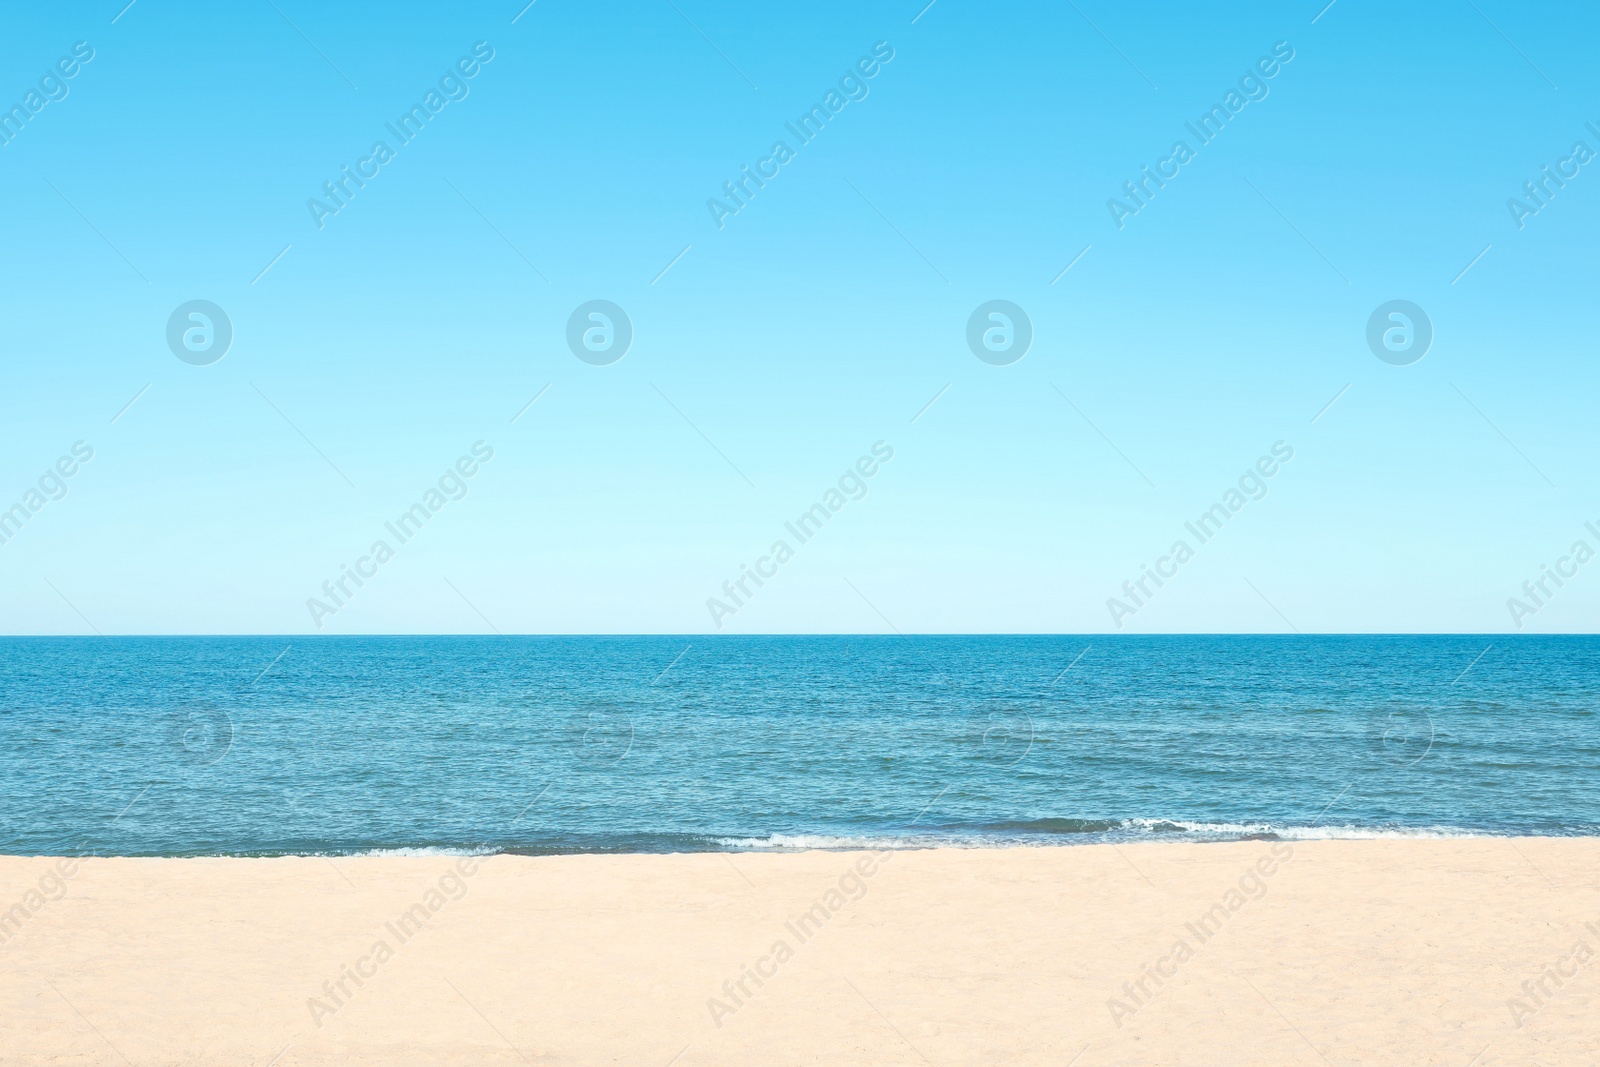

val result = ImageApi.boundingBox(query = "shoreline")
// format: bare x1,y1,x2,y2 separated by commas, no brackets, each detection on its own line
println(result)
4,824,1595,861
4,838,1598,1064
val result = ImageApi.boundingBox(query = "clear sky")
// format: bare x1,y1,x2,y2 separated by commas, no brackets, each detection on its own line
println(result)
1,0,1596,634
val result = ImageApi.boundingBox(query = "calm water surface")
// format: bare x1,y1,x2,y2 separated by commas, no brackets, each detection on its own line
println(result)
0,636,1594,856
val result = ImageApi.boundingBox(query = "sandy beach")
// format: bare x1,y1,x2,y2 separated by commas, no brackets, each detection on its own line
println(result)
1,838,1596,1066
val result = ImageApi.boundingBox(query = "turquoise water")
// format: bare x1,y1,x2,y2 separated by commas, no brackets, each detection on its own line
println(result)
0,636,1595,856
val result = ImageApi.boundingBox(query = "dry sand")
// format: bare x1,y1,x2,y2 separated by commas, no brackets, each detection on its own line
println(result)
1,838,1597,1066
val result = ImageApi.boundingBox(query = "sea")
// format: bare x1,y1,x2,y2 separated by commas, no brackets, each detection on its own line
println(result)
0,635,1595,857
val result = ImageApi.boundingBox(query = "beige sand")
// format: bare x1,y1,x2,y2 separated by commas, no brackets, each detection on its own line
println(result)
1,838,1597,1066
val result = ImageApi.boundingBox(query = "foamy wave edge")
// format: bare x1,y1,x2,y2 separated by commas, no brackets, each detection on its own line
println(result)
340,845,501,858
709,823,1502,851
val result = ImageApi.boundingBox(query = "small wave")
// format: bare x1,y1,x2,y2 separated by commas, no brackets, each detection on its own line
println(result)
342,845,501,859
1118,819,1493,841
65,821,1574,859
708,820,1512,853
978,818,1124,834
710,833,955,852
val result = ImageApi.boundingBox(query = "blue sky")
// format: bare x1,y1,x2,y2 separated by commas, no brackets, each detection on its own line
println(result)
1,0,1596,634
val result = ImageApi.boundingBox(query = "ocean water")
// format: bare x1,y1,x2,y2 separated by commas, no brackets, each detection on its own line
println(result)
0,636,1595,857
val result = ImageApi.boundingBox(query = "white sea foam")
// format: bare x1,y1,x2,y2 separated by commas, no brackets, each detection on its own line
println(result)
254,823,1513,860
710,833,953,852
342,845,500,859
709,821,1501,852
1119,819,1492,841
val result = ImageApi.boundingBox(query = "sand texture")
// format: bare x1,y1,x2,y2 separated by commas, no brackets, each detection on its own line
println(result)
1,838,1597,1065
